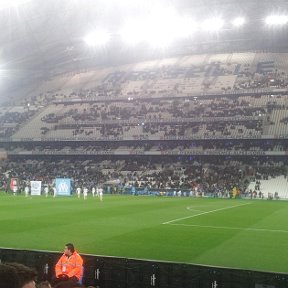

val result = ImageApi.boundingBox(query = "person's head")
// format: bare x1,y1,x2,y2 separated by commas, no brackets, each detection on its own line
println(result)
5,262,37,288
0,263,20,288
36,281,51,288
64,243,75,256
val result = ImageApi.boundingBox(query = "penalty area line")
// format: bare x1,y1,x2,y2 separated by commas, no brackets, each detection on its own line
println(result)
162,202,252,225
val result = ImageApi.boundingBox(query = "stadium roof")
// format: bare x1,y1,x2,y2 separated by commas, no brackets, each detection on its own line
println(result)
1,0,288,94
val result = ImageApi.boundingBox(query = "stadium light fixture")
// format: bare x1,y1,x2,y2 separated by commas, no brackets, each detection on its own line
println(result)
202,17,224,31
232,17,245,27
84,29,111,47
265,15,288,26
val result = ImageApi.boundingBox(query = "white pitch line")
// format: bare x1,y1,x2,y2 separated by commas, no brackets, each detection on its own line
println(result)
165,223,288,234
186,208,206,213
162,202,251,225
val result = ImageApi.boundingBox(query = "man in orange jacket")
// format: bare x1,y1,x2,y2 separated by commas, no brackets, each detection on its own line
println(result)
53,243,83,288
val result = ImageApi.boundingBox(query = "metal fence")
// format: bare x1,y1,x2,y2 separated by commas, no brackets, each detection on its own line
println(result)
0,248,287,288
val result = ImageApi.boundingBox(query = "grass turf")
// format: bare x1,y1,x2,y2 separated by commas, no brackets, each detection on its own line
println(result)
0,193,288,273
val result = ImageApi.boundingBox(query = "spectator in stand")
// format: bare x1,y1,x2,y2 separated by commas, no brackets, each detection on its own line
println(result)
5,262,37,288
36,281,52,288
53,243,83,288
0,263,19,288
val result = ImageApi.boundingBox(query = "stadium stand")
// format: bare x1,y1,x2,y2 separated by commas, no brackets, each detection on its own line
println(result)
0,52,288,200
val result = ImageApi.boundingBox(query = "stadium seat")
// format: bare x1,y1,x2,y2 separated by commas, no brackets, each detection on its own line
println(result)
78,266,84,285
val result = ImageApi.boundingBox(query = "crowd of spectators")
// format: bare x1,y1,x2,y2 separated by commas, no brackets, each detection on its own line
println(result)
9,93,285,140
0,109,37,138
0,52,288,141
0,53,287,200
5,87,288,141
0,156,286,198
40,96,267,123
0,139,288,158
1,139,287,158
52,57,288,100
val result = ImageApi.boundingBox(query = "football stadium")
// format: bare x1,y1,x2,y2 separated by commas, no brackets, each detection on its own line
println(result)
1,0,288,287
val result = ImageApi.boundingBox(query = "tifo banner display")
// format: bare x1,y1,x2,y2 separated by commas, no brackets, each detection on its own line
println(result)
55,178,71,196
30,181,42,196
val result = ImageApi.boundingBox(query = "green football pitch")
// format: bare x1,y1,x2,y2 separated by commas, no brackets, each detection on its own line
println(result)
1,193,288,274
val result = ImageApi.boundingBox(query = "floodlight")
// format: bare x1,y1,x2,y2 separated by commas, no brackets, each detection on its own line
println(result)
232,17,245,27
84,30,110,47
265,15,288,25
202,17,224,31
